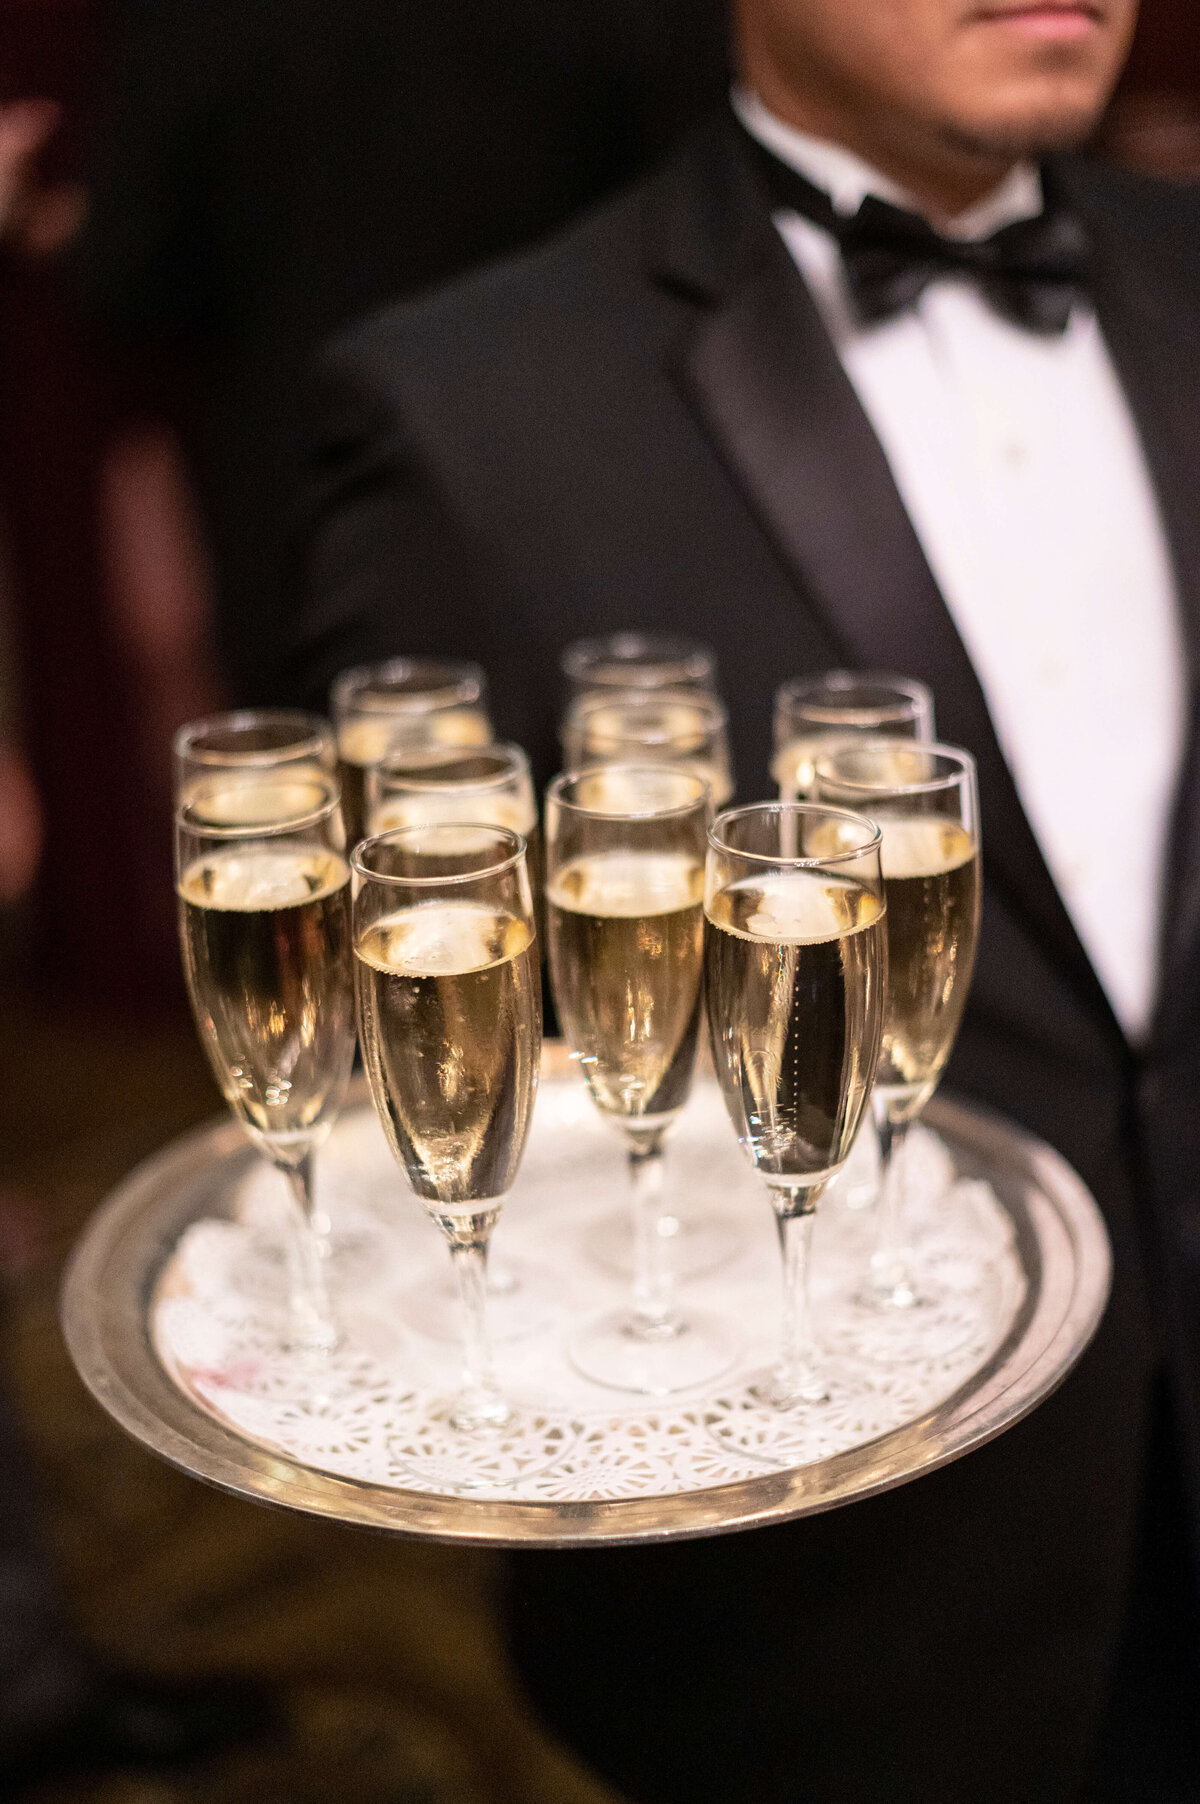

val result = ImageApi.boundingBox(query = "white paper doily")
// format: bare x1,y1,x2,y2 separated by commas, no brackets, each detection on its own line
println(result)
150,1072,1025,1504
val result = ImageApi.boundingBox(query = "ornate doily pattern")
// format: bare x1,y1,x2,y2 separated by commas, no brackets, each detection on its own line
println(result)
151,1078,1026,1502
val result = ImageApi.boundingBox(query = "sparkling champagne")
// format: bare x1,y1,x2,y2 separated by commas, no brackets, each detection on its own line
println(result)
704,871,886,1184
776,736,925,802
567,697,733,806
546,850,704,1122
337,709,491,848
354,902,541,1237
179,772,334,830
875,816,981,1104
371,796,543,922
178,844,355,1146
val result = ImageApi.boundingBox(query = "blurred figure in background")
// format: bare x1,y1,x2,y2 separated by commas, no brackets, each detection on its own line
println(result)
0,4,223,1017
0,87,267,1798
290,1,1200,1801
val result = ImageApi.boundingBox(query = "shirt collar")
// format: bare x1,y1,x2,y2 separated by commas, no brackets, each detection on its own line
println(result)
731,86,1044,241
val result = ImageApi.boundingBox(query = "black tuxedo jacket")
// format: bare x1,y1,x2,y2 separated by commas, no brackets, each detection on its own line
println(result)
289,115,1200,1804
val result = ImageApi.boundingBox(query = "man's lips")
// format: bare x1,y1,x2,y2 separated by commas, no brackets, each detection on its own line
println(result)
970,2,1104,37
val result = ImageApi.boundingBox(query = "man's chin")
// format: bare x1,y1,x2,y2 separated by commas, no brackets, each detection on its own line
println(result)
937,97,1109,161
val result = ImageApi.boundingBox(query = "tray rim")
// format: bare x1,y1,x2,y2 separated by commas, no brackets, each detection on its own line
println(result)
60,1049,1112,1548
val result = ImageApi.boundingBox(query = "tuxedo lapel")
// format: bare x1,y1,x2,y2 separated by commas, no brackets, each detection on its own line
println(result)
657,126,1117,1028
1076,196,1200,1046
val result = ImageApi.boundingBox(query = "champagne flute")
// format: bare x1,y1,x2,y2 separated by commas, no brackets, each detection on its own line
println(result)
772,672,934,802
812,742,982,1319
562,687,735,808
545,766,736,1392
367,744,546,1330
175,772,356,1352
352,824,541,1432
174,709,336,812
561,694,739,1277
332,657,493,848
561,632,718,697
368,743,541,916
704,803,886,1408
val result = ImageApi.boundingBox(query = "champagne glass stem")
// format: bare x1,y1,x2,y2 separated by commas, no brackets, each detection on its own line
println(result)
763,1186,828,1408
628,1132,676,1338
872,1103,917,1310
277,1148,339,1354
449,1241,510,1431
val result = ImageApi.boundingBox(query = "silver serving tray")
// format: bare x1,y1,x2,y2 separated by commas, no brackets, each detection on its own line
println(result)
61,1046,1110,1547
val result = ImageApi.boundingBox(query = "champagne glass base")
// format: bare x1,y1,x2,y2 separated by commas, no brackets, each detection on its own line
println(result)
387,1400,581,1498
750,1366,829,1409
448,1388,511,1435
403,1262,563,1343
827,1281,980,1366
583,1210,743,1280
280,1309,341,1358
704,1362,857,1468
568,1308,738,1394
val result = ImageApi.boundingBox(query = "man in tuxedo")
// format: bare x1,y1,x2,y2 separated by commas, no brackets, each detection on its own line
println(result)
287,1,1200,1799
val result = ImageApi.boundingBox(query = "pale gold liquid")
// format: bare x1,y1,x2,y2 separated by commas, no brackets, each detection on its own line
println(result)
180,771,334,828
570,700,733,807
775,736,924,802
355,903,541,1237
368,802,544,951
337,707,492,848
704,872,886,1184
178,845,356,1147
546,851,704,1122
875,817,981,1109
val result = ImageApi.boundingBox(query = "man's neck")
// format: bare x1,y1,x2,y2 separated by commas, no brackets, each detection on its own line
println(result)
744,66,1018,224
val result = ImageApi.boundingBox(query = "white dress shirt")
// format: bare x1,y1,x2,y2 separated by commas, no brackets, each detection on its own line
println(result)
735,88,1186,1042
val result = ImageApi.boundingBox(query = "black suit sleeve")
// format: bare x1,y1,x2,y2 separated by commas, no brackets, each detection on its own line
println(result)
281,344,511,713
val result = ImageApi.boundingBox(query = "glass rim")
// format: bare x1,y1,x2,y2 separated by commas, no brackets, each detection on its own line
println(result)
774,669,932,720
811,737,977,800
351,821,527,887
173,708,333,767
708,801,883,868
561,632,716,685
547,763,711,822
374,741,530,796
330,656,486,717
176,776,342,838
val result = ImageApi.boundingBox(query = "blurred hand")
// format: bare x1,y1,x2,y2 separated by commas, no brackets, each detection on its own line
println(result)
0,98,85,255
0,742,42,904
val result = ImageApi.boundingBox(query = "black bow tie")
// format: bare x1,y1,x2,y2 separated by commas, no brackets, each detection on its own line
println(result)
744,133,1090,336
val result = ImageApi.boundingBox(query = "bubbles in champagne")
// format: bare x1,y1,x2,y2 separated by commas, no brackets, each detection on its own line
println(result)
179,844,348,911
355,903,541,1228
338,708,491,770
177,845,355,1145
371,794,534,838
876,816,975,882
872,817,980,1106
181,776,334,832
546,850,704,1122
704,872,886,1186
